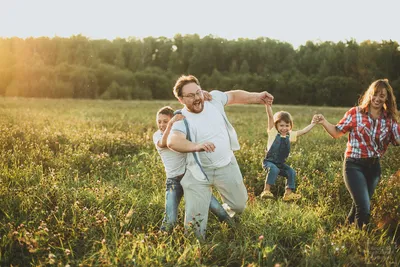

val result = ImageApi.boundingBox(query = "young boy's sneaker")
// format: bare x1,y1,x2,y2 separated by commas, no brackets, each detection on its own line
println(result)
260,190,274,199
282,192,301,201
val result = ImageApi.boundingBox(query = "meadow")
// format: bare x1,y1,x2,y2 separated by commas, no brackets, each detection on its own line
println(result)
0,98,399,266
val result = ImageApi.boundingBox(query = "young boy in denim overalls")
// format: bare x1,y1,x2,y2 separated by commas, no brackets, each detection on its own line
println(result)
260,103,316,201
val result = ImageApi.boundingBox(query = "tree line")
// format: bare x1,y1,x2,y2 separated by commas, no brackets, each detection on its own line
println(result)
0,34,399,106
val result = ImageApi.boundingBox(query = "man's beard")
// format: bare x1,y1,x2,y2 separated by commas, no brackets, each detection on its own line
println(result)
187,99,204,113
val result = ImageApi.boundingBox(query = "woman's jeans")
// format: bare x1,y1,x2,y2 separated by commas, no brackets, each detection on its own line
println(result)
263,160,296,190
343,158,381,228
160,176,229,232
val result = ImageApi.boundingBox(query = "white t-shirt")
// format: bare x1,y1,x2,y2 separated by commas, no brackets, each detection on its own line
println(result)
153,130,186,178
172,91,234,168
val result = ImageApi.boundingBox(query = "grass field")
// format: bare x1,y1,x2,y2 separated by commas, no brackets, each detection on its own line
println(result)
0,98,399,266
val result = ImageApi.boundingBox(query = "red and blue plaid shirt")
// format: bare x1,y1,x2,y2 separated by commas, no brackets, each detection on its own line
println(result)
336,107,400,158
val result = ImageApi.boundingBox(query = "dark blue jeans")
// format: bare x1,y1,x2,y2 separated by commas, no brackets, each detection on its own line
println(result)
343,158,381,228
160,176,229,232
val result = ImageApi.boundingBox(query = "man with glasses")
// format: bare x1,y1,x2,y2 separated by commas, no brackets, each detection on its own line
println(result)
168,75,274,239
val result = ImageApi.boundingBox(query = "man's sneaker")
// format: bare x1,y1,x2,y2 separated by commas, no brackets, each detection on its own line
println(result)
282,192,301,201
222,203,236,218
260,190,274,199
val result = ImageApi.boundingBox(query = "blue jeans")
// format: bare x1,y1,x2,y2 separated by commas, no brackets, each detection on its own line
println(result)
263,160,296,190
343,158,381,228
160,176,229,232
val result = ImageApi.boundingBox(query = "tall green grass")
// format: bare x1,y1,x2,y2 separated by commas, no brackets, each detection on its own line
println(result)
0,98,399,266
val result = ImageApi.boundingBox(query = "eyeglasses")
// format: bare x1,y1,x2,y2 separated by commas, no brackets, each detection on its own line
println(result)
182,90,203,99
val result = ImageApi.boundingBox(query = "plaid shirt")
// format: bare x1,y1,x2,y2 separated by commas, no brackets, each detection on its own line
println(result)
336,107,400,158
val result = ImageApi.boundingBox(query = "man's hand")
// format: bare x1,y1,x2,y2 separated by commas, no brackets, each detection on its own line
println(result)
259,91,274,105
194,142,216,152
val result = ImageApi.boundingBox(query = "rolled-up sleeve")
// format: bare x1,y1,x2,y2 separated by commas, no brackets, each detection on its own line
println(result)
336,107,356,133
391,120,400,146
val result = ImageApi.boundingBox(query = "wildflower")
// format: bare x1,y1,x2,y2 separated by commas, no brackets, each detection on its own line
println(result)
65,249,71,255
259,235,264,241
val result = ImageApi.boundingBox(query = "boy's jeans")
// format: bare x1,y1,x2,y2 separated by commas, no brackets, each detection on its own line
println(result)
263,160,296,190
343,158,381,228
160,176,229,232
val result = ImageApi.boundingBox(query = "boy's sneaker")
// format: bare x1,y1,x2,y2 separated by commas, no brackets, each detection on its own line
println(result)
282,192,301,201
260,190,274,199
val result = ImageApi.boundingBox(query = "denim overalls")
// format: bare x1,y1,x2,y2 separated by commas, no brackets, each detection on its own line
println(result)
262,132,296,189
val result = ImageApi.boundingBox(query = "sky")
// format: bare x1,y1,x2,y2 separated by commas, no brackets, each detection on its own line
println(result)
1,0,399,48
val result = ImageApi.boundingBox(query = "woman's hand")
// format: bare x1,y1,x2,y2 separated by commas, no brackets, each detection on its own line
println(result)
312,114,325,124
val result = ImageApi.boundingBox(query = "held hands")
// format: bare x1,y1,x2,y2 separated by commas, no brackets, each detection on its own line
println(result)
258,91,274,105
194,142,216,152
312,114,325,124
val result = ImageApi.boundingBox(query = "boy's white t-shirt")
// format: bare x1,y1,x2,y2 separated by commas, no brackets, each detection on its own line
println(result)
266,127,298,151
172,91,233,168
153,130,186,178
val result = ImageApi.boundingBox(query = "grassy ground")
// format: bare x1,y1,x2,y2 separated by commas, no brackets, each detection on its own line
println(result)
0,98,399,266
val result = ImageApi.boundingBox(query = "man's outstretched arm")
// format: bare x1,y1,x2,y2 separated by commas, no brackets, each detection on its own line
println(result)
226,90,273,106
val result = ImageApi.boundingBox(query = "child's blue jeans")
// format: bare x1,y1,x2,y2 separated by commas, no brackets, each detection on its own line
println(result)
160,176,229,232
263,160,296,190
